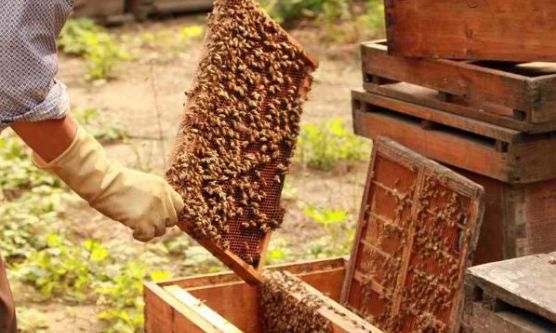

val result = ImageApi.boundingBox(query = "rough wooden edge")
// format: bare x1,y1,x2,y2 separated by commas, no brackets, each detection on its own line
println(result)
159,257,347,289
351,90,522,143
164,285,244,333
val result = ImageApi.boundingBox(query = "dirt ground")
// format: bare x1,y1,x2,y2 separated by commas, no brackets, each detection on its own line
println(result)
12,15,371,332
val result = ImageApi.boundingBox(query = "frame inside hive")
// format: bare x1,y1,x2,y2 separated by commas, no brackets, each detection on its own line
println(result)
167,0,318,285
342,137,485,333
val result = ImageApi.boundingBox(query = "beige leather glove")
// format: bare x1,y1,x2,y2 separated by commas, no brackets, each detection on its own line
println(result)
33,127,184,242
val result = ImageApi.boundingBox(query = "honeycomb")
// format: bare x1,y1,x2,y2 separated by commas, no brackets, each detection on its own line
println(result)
167,0,318,269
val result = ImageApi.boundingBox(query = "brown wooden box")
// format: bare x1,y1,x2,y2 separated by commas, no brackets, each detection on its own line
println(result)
73,0,129,24
361,41,556,132
144,258,382,333
352,92,556,265
352,89,556,184
462,252,556,333
384,0,556,62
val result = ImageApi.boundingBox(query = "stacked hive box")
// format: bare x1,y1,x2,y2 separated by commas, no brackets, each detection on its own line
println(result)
352,1,556,266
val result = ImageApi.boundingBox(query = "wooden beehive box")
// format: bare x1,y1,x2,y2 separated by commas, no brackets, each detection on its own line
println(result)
384,0,556,62
341,137,485,333
351,91,556,264
72,0,129,24
361,41,556,134
129,0,213,19
352,89,556,184
144,258,382,333
462,252,556,333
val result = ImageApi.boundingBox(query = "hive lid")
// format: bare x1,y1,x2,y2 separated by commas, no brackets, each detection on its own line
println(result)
342,137,485,333
167,0,318,285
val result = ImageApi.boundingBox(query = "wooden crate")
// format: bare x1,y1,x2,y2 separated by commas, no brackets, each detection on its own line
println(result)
342,137,485,333
384,0,556,62
352,89,556,184
72,0,130,24
351,92,556,264
144,258,382,333
462,252,556,333
361,41,556,131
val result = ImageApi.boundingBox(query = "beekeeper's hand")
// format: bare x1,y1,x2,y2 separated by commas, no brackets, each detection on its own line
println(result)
14,116,184,242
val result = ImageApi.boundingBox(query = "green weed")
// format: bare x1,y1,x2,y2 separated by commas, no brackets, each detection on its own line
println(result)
59,19,129,81
304,206,355,257
74,108,128,144
16,235,110,302
297,118,370,171
0,134,61,196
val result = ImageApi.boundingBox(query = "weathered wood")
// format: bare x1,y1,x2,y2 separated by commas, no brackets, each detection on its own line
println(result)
72,0,130,24
341,137,485,333
165,285,244,333
467,253,556,323
463,253,556,332
463,302,556,333
151,0,213,14
384,0,556,62
144,258,349,333
363,81,556,134
352,89,556,184
361,41,556,124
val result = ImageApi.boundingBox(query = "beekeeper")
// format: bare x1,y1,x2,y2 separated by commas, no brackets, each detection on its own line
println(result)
0,1,184,331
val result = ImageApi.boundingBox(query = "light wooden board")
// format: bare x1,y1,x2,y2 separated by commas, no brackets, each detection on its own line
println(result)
466,252,556,324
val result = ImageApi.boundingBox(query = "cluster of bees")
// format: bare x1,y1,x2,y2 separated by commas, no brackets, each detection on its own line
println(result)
167,0,316,256
260,271,330,333
354,176,466,333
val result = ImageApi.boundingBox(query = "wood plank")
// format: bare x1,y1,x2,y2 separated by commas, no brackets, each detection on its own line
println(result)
466,253,556,324
152,0,213,14
353,90,556,184
384,0,556,62
465,302,556,333
353,89,521,143
362,41,556,123
363,81,556,134
342,137,485,333
352,103,513,182
159,257,346,290
165,286,243,333
145,258,348,333
145,281,207,333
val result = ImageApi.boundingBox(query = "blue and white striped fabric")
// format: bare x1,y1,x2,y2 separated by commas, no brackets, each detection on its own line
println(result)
0,0,73,132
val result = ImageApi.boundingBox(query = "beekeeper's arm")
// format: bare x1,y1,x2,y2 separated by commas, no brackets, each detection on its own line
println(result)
1,0,183,241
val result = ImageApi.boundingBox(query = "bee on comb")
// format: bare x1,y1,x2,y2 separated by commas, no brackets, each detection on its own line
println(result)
167,0,318,284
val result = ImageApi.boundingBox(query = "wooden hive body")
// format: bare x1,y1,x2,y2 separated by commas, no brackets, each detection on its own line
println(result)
362,41,556,133
462,252,556,333
167,0,318,285
384,0,556,62
351,91,556,265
